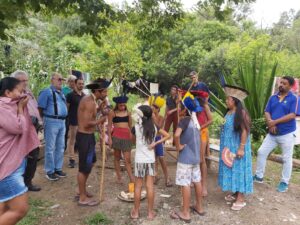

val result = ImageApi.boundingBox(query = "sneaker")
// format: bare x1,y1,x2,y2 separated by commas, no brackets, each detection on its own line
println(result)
277,182,288,192
46,173,59,181
253,175,263,183
55,170,67,178
68,159,76,168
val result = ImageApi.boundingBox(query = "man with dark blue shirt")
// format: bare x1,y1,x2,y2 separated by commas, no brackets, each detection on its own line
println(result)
38,73,68,181
254,76,298,193
187,71,210,93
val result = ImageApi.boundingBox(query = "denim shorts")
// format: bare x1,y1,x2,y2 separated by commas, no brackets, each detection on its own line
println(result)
155,136,164,157
0,160,28,203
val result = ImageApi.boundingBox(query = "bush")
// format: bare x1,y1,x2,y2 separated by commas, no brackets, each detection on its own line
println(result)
209,112,224,139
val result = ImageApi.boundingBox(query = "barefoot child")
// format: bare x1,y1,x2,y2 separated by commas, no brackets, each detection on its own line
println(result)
149,95,172,187
130,105,170,220
171,93,205,223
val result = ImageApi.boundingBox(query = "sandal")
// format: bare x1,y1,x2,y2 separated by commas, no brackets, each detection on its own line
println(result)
78,199,99,207
170,211,191,223
74,192,93,201
224,194,236,202
190,206,206,216
231,202,246,211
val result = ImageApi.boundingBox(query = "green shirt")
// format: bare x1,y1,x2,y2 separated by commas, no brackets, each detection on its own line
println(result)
62,86,72,96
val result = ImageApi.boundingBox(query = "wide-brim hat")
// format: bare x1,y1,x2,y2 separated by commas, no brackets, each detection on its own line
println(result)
222,147,236,168
182,92,202,113
113,95,128,104
85,78,111,90
224,85,249,102
148,95,166,108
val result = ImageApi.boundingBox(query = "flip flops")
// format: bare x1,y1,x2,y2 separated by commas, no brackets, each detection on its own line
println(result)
74,192,94,201
225,194,236,202
190,206,206,216
170,211,191,223
78,199,99,207
231,202,246,211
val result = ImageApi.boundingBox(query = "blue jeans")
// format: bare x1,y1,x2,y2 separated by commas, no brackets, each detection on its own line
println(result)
43,117,66,174
255,133,295,184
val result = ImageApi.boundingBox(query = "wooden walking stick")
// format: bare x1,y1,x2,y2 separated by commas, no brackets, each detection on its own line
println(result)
99,123,106,202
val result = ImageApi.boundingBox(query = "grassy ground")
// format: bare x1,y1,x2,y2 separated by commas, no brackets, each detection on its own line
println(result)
84,212,113,225
18,198,51,225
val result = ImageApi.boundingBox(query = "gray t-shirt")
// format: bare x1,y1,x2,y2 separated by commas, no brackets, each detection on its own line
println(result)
177,117,200,165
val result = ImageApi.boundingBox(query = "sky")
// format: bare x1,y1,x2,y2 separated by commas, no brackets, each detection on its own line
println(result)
106,0,300,27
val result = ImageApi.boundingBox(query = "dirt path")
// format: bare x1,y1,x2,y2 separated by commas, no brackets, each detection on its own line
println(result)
28,148,300,225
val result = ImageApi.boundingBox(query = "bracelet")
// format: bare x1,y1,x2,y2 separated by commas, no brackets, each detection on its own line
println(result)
240,143,246,146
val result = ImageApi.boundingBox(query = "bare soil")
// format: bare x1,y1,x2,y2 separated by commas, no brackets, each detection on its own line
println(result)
28,146,300,225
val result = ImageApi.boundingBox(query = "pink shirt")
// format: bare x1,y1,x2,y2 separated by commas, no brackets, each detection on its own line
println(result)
0,97,40,180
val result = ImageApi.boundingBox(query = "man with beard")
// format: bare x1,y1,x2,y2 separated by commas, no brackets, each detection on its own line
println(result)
76,79,109,206
66,78,85,168
253,76,298,193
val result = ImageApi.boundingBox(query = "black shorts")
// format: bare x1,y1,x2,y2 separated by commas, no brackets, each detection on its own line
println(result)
76,132,96,174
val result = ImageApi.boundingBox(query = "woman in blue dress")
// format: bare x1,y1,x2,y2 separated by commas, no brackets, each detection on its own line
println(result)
218,85,253,211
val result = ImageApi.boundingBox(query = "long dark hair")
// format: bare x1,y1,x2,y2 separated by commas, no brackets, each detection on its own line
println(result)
138,105,156,144
0,77,20,96
231,97,251,134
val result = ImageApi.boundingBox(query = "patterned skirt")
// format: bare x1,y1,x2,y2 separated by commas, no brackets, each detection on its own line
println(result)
112,127,132,151
134,163,155,178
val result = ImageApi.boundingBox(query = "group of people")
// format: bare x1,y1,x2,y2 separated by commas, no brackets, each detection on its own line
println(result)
0,68,298,224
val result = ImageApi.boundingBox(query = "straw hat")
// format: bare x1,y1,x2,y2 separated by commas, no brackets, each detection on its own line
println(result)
224,85,249,102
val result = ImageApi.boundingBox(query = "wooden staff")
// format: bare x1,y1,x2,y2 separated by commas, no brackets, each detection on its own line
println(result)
99,123,106,202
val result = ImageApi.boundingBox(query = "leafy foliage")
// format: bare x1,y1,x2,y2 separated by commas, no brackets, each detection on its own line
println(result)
209,57,278,140
0,0,115,42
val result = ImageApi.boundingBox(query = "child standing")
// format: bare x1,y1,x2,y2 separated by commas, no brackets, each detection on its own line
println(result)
130,105,170,220
171,93,205,223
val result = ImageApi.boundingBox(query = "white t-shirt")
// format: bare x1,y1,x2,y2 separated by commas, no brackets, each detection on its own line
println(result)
132,124,157,163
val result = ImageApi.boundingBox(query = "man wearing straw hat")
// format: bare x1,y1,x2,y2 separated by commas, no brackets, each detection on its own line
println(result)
76,78,110,206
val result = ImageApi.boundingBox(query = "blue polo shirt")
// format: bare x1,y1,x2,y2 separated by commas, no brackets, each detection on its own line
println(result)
189,82,210,93
38,85,68,117
297,96,300,116
265,91,298,135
